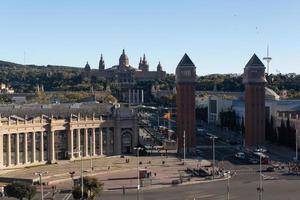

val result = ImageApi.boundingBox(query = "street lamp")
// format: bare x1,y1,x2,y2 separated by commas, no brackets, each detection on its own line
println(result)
207,133,218,179
295,130,298,162
134,147,143,200
183,130,186,165
34,171,48,200
257,154,264,200
223,171,235,200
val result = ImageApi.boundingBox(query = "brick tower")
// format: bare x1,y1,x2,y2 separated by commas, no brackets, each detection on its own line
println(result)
243,54,267,147
176,54,196,153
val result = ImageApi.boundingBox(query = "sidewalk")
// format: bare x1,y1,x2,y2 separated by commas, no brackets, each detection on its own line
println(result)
53,157,211,191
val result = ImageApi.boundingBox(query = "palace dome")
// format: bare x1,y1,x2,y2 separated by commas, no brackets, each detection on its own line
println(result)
119,49,129,67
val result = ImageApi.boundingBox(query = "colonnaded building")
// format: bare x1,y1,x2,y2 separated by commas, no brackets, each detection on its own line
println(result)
0,103,139,169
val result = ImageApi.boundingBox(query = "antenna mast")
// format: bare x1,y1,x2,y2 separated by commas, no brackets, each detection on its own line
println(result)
263,45,272,74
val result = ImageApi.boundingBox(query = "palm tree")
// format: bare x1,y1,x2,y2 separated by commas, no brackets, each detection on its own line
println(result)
83,177,103,199
72,177,103,200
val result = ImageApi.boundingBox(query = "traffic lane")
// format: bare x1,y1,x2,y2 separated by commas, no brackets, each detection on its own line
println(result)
198,145,266,174
102,176,300,200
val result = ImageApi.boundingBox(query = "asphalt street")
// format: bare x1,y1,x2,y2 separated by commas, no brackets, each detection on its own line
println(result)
102,175,300,200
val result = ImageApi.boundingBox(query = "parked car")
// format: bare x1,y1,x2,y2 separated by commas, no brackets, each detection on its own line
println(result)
254,147,267,153
235,152,245,159
266,166,275,172
249,158,259,164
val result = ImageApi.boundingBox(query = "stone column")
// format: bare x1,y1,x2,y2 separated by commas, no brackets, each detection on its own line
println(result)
24,133,28,164
68,129,74,160
141,90,144,103
40,132,44,162
7,134,11,166
137,89,140,104
100,129,103,156
92,128,96,156
114,126,121,155
76,129,81,154
106,127,110,155
129,89,131,105
0,134,3,168
84,129,88,157
32,132,36,163
50,131,55,163
132,90,135,104
16,133,20,165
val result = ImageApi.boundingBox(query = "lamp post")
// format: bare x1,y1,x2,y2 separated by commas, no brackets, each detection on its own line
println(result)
207,133,218,179
134,147,143,200
183,130,186,165
73,150,84,199
257,154,263,200
34,171,48,200
295,130,298,162
223,171,234,200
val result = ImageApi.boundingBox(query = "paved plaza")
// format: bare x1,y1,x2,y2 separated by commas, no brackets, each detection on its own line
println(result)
0,154,209,188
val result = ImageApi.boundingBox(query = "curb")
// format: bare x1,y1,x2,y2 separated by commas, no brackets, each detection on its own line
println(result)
104,177,227,192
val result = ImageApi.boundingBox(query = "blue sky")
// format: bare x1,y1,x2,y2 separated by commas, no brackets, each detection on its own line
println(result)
0,0,299,75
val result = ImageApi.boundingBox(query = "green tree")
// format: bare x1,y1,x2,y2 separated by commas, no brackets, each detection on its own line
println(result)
83,177,103,199
4,182,36,200
103,94,117,104
72,186,87,200
0,94,12,104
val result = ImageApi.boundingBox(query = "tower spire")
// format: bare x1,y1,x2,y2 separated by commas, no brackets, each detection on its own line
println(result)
263,45,272,74
99,53,105,70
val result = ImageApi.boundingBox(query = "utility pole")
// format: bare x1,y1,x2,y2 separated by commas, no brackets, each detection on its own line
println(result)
34,171,48,200
183,130,186,165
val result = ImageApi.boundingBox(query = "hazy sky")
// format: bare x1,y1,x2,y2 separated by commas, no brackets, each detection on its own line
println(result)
1,0,299,75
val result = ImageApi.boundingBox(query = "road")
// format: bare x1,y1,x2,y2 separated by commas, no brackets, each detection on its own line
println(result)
102,174,300,200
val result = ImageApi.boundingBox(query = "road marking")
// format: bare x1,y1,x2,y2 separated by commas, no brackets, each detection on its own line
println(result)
62,192,72,200
43,192,51,198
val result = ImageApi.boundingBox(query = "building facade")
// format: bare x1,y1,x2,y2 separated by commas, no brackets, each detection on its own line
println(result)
88,49,166,84
176,54,197,153
0,103,138,169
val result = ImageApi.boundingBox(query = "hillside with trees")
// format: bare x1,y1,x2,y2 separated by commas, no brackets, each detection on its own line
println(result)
1,60,300,99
